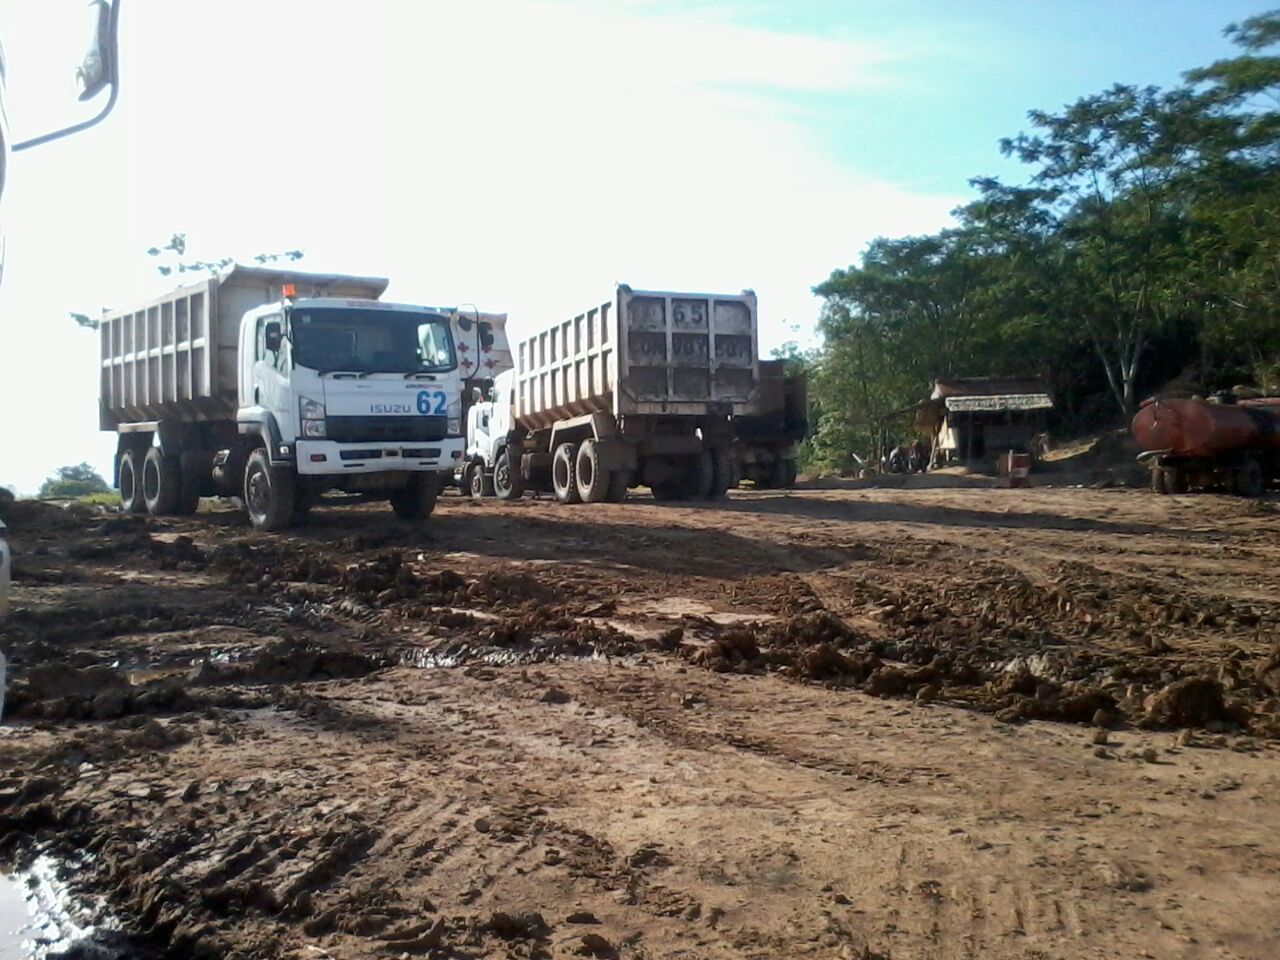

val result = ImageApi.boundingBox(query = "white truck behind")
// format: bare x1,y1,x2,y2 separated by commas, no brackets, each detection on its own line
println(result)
464,285,758,502
99,265,465,529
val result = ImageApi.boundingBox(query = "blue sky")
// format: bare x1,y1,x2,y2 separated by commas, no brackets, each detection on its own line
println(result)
0,0,1267,493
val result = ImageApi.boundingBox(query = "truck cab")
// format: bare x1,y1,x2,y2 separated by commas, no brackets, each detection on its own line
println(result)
238,295,463,479
463,370,523,499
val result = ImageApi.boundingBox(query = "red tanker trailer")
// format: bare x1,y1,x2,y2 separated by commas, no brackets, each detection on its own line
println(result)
1132,394,1280,496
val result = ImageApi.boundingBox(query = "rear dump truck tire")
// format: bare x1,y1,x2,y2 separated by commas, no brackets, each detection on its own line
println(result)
118,449,147,514
606,469,629,503
1234,456,1265,497
244,448,296,531
553,442,581,504
143,447,182,516
494,449,524,500
390,473,443,520
710,448,733,498
693,451,715,499
173,452,204,516
576,439,612,503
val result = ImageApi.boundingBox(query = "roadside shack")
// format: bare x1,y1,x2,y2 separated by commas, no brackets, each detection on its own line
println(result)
919,377,1053,469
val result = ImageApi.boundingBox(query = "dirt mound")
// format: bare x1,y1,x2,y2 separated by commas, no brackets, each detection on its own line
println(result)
1140,677,1236,729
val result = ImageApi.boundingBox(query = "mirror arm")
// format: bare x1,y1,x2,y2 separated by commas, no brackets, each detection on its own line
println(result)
13,0,122,152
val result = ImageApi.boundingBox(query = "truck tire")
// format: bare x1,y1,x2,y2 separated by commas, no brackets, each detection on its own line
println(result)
118,448,147,514
494,449,524,501
710,448,733,498
692,451,715,499
1151,467,1169,495
606,469,630,503
769,456,791,490
1234,456,1265,497
391,472,443,520
552,442,582,504
469,462,495,499
173,452,204,516
244,448,296,531
576,440,612,503
143,447,182,516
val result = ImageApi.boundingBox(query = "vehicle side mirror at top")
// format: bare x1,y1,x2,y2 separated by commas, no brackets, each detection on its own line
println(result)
471,387,483,403
77,1,116,101
264,322,283,353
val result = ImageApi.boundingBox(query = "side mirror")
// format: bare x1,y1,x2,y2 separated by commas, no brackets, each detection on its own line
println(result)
77,1,115,102
471,387,483,403
13,0,123,152
478,322,495,349
264,322,283,353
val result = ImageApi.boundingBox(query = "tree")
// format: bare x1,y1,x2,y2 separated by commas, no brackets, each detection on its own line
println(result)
39,463,111,499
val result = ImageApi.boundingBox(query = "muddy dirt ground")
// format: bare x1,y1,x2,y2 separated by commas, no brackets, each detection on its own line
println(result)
1,482,1278,959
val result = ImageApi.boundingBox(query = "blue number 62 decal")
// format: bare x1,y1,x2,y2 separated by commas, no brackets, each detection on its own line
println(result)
417,390,448,415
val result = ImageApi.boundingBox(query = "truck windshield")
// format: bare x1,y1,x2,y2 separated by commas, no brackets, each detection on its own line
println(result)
290,308,456,374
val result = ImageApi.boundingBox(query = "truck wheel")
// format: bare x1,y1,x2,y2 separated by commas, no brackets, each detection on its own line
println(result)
143,447,182,516
494,449,524,500
576,440,612,503
173,452,204,516
244,448,296,531
1151,467,1169,495
606,469,630,503
552,442,582,504
1234,456,1265,497
469,463,495,499
118,449,147,514
693,451,715,499
391,473,443,520
710,448,733,498
769,456,791,490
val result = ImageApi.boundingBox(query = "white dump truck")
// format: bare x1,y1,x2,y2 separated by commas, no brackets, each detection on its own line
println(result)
99,265,465,529
464,285,758,502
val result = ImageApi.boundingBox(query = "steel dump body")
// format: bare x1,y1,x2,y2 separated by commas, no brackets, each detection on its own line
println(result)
512,287,757,433
98,266,388,430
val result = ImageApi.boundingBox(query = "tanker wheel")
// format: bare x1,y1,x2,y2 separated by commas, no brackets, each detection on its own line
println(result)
576,439,612,503
494,449,525,500
552,442,582,504
143,447,182,516
1151,467,1169,495
118,448,148,514
1234,456,1265,497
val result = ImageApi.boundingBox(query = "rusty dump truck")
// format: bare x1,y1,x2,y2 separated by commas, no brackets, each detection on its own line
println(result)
1132,393,1280,496
464,284,759,502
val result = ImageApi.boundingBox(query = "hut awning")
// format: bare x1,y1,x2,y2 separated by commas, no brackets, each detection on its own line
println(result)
944,393,1053,413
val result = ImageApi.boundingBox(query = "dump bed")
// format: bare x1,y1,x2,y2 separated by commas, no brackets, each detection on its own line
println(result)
99,265,387,429
513,285,757,431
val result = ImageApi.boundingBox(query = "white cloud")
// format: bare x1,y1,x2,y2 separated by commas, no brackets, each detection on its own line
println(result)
0,0,959,493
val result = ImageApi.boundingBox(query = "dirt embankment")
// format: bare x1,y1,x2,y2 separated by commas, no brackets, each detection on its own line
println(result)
1,487,1278,959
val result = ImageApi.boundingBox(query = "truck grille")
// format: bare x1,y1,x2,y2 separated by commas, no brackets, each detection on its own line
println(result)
325,416,448,443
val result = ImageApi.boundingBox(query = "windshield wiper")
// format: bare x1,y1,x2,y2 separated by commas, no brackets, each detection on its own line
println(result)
317,370,362,378
403,371,436,380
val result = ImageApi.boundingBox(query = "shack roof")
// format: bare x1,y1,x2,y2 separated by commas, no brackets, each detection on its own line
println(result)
930,377,1050,399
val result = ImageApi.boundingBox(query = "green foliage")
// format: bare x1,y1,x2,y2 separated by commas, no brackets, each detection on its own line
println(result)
809,10,1280,468
39,462,110,499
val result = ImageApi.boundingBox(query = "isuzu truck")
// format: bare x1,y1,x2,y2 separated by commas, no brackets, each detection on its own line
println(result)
99,265,464,530
464,284,758,502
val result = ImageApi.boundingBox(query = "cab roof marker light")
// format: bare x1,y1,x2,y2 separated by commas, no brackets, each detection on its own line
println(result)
282,283,297,300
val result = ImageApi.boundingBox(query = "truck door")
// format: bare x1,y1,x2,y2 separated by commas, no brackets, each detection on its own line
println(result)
254,314,293,440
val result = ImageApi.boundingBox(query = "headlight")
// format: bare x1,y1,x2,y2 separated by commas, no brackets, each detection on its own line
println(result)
299,396,325,420
302,419,327,438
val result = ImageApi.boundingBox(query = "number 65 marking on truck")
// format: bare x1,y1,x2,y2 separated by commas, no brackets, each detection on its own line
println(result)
417,390,448,415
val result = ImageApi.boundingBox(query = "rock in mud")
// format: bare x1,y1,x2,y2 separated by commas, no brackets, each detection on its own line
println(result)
1141,677,1233,729
540,686,572,704
487,910,550,939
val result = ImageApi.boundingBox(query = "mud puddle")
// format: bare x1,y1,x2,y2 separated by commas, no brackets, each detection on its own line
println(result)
0,854,147,959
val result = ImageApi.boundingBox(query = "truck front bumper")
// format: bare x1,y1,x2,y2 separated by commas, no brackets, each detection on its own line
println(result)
295,437,465,476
